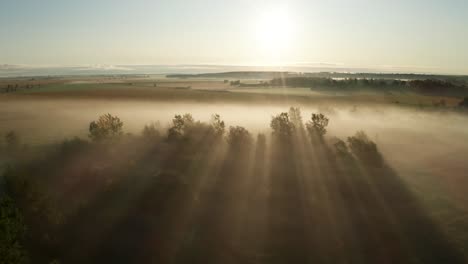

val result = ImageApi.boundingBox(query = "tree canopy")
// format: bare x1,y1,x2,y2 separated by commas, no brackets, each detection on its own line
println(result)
89,113,124,142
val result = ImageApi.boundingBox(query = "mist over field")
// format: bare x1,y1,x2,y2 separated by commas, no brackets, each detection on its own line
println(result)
2,0,468,263
1,70,468,264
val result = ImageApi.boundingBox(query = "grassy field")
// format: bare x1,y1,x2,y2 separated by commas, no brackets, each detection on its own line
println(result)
2,76,463,107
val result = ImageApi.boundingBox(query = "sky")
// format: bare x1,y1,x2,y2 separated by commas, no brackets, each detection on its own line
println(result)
1,0,467,74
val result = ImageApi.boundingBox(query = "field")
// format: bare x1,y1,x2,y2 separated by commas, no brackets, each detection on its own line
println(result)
2,74,468,263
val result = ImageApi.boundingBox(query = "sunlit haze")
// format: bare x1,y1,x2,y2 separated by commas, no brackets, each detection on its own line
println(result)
2,2,468,264
1,0,468,74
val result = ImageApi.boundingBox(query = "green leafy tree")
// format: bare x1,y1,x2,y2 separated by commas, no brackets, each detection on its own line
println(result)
88,114,123,142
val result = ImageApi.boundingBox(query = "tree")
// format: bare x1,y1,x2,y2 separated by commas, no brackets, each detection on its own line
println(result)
270,112,294,140
88,114,123,142
347,131,382,166
0,195,28,264
227,126,252,150
306,113,329,138
288,107,303,128
210,114,225,137
333,139,349,156
167,114,195,140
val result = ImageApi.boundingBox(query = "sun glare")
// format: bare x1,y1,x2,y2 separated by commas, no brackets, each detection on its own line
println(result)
254,6,294,64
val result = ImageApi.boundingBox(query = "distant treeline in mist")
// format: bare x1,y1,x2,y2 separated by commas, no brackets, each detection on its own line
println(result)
167,71,468,84
0,110,465,264
271,77,468,96
166,71,468,96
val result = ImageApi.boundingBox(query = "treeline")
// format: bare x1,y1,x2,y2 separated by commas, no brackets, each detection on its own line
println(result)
300,72,468,85
1,83,41,93
166,71,468,85
0,110,464,263
271,77,406,88
270,77,468,96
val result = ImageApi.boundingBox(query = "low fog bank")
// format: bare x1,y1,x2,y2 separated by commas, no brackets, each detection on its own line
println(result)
1,98,468,165
1,107,466,263
2,98,468,206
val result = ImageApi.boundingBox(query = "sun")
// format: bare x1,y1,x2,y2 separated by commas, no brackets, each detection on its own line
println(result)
254,6,294,63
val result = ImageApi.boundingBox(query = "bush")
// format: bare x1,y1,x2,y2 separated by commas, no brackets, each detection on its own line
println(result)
88,114,123,142
230,80,240,86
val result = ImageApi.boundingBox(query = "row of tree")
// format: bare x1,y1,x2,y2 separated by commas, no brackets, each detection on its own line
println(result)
270,77,468,96
85,108,381,166
86,109,329,144
1,84,40,93
1,108,381,164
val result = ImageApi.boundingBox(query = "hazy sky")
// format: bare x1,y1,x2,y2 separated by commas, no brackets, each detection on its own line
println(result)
1,0,467,74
